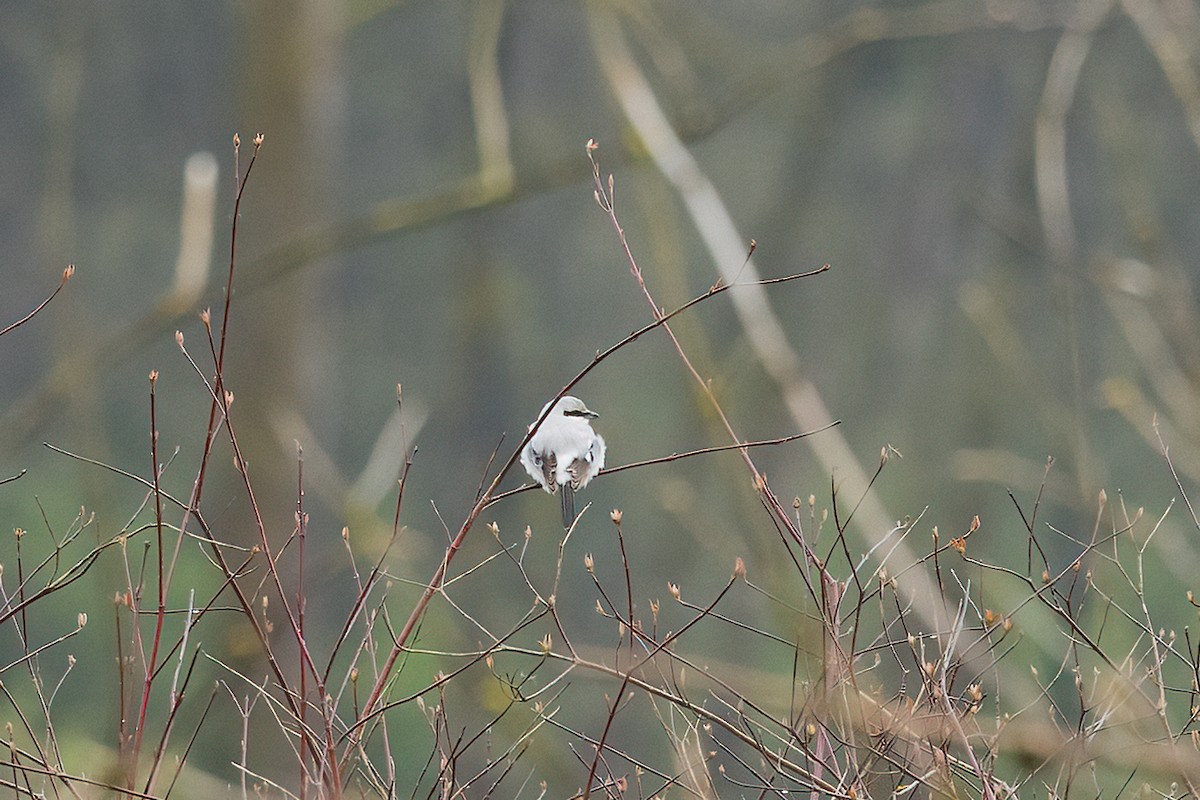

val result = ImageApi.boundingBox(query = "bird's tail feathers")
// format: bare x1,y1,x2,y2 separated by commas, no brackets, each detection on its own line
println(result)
561,484,576,529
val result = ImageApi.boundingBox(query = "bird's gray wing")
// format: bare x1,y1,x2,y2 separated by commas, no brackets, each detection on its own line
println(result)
540,451,558,494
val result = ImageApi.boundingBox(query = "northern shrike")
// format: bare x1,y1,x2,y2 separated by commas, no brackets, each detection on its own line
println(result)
520,396,606,527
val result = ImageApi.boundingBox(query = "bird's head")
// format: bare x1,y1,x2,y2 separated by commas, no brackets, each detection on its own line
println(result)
557,395,599,420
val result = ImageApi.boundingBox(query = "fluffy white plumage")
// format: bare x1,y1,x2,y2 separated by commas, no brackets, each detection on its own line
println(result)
520,396,606,527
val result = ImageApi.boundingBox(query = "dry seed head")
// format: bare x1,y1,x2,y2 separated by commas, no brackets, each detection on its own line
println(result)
175,330,184,347
342,526,349,541
610,508,622,524
584,553,594,573
538,633,552,653
77,613,87,628
733,557,746,580
253,132,264,146
668,582,681,601
487,521,499,537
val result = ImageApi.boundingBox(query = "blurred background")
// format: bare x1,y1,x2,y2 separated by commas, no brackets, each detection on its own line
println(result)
3,0,1200,794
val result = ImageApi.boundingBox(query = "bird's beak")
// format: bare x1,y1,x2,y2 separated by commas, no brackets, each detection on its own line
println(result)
584,410,598,419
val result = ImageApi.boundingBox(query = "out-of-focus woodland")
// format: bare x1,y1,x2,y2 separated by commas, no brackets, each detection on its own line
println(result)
5,1,1200,797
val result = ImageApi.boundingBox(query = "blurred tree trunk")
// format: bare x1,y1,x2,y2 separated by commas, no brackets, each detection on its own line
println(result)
232,0,346,532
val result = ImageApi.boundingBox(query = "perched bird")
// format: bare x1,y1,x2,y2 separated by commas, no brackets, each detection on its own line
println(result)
520,396,606,527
